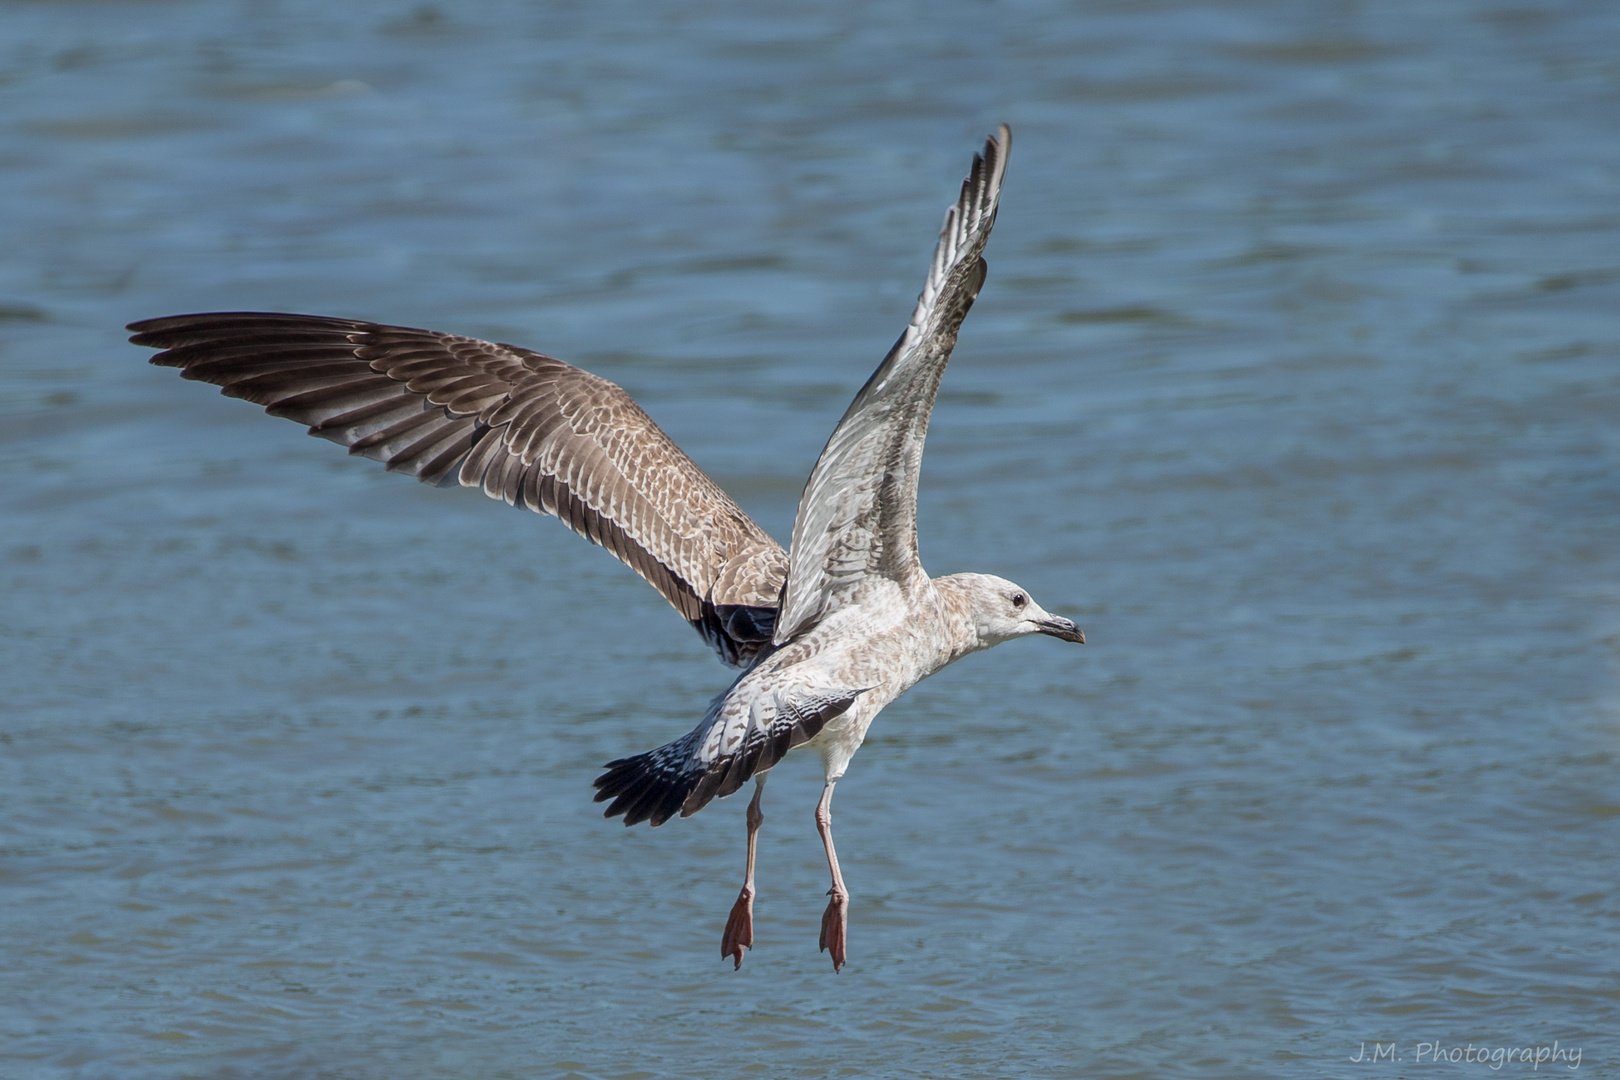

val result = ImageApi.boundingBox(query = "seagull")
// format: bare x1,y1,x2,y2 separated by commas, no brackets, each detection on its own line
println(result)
129,124,1083,972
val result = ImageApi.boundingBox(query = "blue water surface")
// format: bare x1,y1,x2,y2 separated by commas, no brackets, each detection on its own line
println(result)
1,1,1617,1077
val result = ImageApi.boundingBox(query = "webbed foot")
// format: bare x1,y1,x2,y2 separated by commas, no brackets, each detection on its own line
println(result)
721,886,754,970
818,887,848,972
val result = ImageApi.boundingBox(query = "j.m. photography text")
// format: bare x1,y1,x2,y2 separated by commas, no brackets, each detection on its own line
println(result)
1351,1041,1582,1070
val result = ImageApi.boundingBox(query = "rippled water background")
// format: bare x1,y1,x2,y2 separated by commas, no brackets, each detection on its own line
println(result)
2,1,1617,1077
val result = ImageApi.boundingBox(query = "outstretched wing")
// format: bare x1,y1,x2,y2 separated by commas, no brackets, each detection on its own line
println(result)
774,125,1011,644
594,679,868,826
130,312,788,667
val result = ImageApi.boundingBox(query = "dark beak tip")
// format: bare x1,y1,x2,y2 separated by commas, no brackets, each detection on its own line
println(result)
1038,619,1084,644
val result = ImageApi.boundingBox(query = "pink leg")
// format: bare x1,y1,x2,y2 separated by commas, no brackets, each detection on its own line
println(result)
815,780,849,972
721,774,767,969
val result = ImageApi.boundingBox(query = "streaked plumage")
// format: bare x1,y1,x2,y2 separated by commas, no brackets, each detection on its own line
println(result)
129,314,786,667
131,124,1084,972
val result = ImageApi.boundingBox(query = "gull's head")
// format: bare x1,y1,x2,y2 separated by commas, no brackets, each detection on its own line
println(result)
946,573,1085,648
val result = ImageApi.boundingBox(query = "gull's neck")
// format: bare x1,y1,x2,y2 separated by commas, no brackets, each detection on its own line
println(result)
928,574,987,665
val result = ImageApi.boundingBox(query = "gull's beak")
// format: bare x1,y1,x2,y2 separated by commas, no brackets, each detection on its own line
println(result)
1037,616,1085,644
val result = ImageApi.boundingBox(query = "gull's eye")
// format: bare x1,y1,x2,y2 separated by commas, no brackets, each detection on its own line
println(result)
1011,593,1026,608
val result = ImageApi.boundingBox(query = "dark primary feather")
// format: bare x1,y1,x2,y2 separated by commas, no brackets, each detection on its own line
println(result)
130,312,786,667
593,687,867,826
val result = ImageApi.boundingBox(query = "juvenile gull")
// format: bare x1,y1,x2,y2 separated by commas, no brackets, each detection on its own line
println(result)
129,124,1083,972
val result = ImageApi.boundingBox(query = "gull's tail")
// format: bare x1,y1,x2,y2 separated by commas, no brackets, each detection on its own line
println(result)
594,685,868,826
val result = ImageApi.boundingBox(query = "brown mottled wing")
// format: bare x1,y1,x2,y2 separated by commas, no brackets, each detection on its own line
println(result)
774,125,1010,644
129,312,787,666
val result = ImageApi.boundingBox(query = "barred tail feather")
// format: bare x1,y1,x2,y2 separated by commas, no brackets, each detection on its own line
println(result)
593,686,869,827
593,729,705,827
